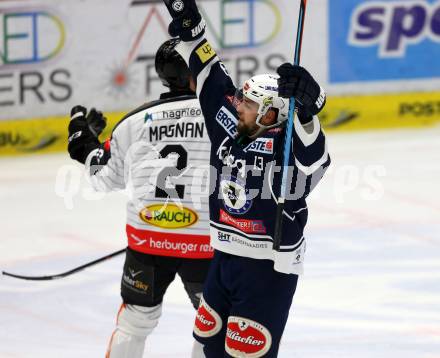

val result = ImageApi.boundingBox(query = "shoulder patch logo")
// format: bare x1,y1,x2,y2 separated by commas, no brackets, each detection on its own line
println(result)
216,106,237,138
196,42,216,64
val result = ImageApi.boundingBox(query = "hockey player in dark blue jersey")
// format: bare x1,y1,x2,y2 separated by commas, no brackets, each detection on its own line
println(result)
163,1,331,357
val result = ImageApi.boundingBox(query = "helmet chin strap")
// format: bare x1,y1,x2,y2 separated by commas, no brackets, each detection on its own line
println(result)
247,110,279,140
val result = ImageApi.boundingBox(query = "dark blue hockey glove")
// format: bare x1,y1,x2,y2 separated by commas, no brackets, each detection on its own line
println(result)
163,0,205,41
68,106,107,164
277,63,326,123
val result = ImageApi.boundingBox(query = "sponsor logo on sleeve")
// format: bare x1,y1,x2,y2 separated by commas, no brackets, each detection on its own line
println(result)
216,106,238,138
226,316,272,358
244,137,274,155
196,41,216,63
139,204,198,229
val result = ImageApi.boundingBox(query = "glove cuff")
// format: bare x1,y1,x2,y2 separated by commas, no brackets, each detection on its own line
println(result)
297,106,314,125
169,15,205,42
79,139,101,164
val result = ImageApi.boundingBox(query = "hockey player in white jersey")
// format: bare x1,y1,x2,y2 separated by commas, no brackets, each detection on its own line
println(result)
67,39,212,357
162,0,331,357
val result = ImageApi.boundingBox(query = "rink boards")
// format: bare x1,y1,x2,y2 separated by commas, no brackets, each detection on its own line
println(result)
1,91,440,156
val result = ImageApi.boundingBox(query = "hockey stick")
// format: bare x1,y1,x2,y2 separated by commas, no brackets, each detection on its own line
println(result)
273,0,308,251
2,248,126,281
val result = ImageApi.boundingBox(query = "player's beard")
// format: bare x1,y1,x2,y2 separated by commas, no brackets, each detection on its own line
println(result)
237,119,258,137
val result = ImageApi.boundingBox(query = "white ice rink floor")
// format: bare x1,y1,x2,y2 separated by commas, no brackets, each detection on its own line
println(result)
1,128,439,358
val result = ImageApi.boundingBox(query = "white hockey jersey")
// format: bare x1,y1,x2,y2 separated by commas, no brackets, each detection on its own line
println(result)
85,92,213,259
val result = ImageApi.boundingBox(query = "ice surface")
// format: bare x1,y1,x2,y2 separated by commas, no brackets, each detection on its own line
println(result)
1,128,439,357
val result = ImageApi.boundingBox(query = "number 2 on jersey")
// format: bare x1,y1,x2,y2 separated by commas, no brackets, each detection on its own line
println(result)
155,144,188,199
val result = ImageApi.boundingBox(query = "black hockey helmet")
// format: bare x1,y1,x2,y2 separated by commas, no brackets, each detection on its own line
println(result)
155,38,191,90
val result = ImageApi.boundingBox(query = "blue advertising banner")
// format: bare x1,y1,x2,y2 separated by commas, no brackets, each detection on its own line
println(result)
329,0,440,83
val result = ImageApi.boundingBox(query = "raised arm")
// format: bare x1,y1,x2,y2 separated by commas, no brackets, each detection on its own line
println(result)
163,0,238,140
277,64,330,180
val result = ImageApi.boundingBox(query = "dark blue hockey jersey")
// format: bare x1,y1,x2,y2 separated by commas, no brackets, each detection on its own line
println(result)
177,38,330,274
